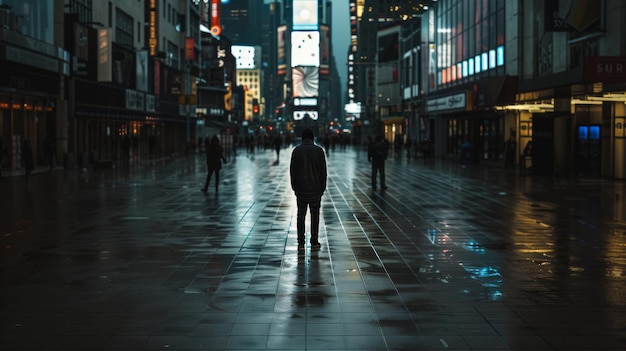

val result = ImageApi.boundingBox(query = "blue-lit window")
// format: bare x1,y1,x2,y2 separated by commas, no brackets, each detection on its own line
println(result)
489,49,496,69
468,58,474,75
579,126,588,139
462,60,468,77
590,126,600,140
497,46,504,66
482,52,488,71
475,55,481,73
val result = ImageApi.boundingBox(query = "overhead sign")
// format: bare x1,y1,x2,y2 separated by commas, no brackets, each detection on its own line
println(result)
585,56,626,83
426,92,470,113
211,0,222,37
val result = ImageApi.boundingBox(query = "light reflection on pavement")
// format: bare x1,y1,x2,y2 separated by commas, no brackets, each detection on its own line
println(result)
1,145,625,350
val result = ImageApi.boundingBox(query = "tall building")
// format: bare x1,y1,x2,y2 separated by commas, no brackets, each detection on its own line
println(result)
0,0,231,171
348,0,434,140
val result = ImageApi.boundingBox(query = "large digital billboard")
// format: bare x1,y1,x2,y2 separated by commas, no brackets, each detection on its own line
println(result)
293,0,318,30
291,31,319,67
292,66,319,97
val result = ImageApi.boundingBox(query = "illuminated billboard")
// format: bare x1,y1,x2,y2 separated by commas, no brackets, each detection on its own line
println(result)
291,31,319,67
294,110,318,120
293,0,318,30
277,25,287,74
292,66,319,97
232,45,257,69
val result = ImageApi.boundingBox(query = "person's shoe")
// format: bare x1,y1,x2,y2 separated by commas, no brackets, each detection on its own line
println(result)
382,185,388,190
200,188,207,192
311,242,321,251
298,243,305,251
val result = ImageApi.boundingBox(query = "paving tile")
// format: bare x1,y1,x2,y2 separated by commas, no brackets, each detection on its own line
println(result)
1,147,626,350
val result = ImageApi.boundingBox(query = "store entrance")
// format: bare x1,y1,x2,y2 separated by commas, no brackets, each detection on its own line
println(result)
575,125,601,176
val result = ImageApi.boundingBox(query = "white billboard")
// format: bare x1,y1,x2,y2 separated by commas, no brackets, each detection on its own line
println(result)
291,31,319,67
232,45,257,69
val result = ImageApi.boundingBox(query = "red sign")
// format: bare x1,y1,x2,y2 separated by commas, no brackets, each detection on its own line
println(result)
211,0,221,37
585,56,626,83
185,37,194,62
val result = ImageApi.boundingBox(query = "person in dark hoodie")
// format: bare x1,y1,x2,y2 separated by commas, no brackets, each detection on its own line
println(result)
290,128,327,252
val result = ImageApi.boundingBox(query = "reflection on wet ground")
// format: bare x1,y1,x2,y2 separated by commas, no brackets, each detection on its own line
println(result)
1,146,625,350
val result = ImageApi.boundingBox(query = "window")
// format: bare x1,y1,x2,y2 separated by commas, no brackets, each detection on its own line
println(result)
115,8,133,47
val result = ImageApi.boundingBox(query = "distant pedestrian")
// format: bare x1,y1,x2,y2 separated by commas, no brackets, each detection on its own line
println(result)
290,128,327,252
505,136,517,169
0,137,7,177
23,139,34,183
201,135,227,193
368,135,388,190
246,134,255,155
322,134,331,155
406,138,413,159
461,140,471,166
273,134,282,162
394,134,402,157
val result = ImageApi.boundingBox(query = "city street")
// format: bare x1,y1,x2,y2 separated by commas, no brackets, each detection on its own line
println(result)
1,144,625,350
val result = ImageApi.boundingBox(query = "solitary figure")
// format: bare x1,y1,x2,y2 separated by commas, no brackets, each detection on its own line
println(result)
290,128,327,252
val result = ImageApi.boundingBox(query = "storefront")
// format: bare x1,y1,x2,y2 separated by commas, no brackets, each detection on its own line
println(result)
513,57,626,179
74,79,187,165
426,91,504,164
0,37,68,170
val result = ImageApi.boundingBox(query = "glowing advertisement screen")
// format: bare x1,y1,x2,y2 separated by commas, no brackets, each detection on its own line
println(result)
293,0,318,30
291,31,319,67
232,45,256,69
292,66,319,97
294,110,318,120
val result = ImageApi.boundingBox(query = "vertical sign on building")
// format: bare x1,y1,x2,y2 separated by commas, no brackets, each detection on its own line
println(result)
211,0,222,37
185,37,195,62
147,0,158,56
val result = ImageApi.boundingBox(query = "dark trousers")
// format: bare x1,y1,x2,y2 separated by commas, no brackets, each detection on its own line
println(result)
371,160,385,189
204,168,220,191
296,197,321,245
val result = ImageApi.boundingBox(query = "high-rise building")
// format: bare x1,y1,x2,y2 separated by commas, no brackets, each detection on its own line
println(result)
348,0,433,139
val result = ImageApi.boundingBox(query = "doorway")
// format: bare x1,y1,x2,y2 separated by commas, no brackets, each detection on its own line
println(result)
576,125,601,176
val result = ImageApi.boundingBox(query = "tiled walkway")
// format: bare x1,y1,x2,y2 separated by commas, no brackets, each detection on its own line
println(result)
1,145,625,350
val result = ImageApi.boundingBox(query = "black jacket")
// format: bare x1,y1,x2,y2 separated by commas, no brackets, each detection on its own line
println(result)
290,139,327,201
368,139,388,164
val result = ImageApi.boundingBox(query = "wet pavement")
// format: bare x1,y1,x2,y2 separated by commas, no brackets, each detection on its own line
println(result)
1,145,626,350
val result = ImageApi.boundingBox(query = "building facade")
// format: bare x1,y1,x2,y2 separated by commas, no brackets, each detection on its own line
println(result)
0,0,230,173
347,0,625,179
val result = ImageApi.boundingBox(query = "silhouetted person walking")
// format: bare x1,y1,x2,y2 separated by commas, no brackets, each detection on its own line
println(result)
273,134,282,162
201,135,226,193
368,135,388,191
290,128,327,252
505,135,517,169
